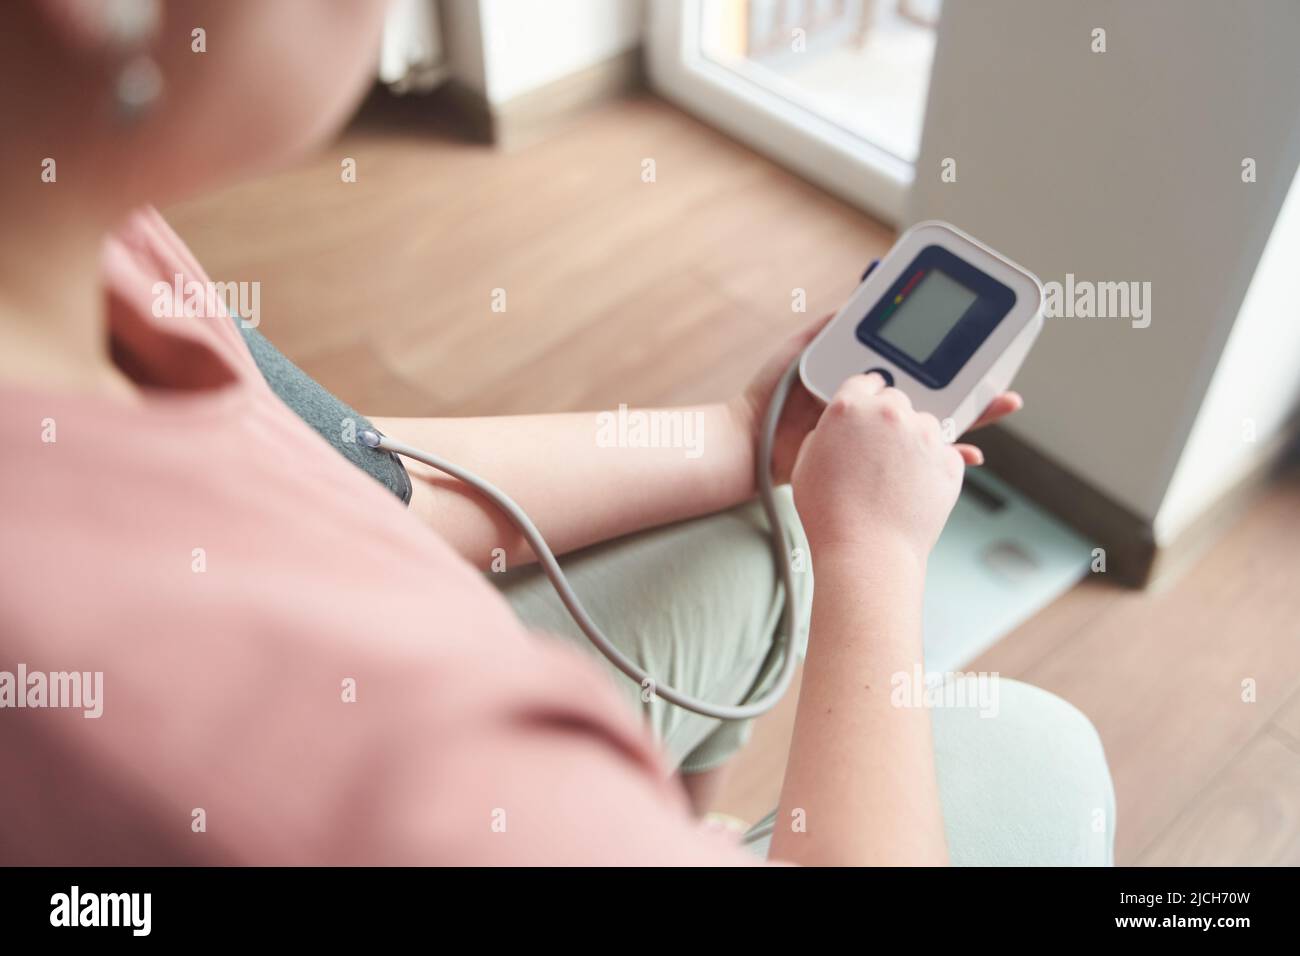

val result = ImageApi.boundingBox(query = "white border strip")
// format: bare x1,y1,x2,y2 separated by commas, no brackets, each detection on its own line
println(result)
645,0,912,225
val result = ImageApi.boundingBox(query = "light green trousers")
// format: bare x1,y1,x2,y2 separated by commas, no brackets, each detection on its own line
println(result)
495,488,1115,866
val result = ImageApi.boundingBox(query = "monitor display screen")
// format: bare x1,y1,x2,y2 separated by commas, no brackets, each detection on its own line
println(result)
875,268,978,362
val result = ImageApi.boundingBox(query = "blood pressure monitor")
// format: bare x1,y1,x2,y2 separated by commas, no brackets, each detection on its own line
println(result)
799,221,1044,437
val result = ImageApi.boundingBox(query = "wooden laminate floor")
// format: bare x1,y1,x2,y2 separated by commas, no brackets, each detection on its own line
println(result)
166,91,1300,867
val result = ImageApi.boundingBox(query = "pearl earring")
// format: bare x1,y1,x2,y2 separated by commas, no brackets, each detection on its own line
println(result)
102,0,163,122
115,54,163,120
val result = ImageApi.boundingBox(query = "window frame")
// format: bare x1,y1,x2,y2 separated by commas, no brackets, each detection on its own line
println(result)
645,0,915,225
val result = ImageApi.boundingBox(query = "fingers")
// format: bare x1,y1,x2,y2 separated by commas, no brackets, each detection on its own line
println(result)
915,411,943,442
831,381,1023,435
967,392,1023,432
788,312,836,351
768,314,837,386
832,370,892,404
827,375,984,466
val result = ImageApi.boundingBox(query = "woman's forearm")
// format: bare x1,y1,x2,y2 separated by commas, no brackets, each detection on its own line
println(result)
769,538,949,867
369,403,756,568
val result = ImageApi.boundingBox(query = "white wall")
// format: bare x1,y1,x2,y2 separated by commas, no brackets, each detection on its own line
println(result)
1155,164,1300,542
475,0,644,104
909,0,1300,526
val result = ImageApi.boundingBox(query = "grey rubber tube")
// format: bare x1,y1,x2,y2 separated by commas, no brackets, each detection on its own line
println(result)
360,356,803,720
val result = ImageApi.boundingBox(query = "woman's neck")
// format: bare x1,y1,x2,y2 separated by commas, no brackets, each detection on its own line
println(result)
0,217,138,398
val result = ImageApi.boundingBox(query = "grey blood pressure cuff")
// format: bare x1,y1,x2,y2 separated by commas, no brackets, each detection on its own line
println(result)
237,321,413,505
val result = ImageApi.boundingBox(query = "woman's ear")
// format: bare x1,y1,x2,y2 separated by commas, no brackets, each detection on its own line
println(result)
30,0,164,121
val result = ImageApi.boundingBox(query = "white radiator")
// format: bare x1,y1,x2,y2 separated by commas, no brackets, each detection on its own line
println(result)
380,0,450,93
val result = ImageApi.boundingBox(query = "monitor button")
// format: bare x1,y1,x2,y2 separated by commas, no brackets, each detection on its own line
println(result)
864,367,895,387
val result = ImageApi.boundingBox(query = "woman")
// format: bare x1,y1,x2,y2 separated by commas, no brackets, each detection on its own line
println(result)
0,0,1113,865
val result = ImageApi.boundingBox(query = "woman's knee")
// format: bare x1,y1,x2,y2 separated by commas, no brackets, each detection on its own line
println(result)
931,677,1115,866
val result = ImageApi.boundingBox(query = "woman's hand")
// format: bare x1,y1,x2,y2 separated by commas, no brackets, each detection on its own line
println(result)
774,369,964,867
792,372,962,562
728,314,1024,485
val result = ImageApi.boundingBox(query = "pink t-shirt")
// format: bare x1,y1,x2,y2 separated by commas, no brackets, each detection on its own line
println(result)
0,208,755,865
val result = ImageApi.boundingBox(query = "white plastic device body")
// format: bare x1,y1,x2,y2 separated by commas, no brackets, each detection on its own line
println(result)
799,221,1044,438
